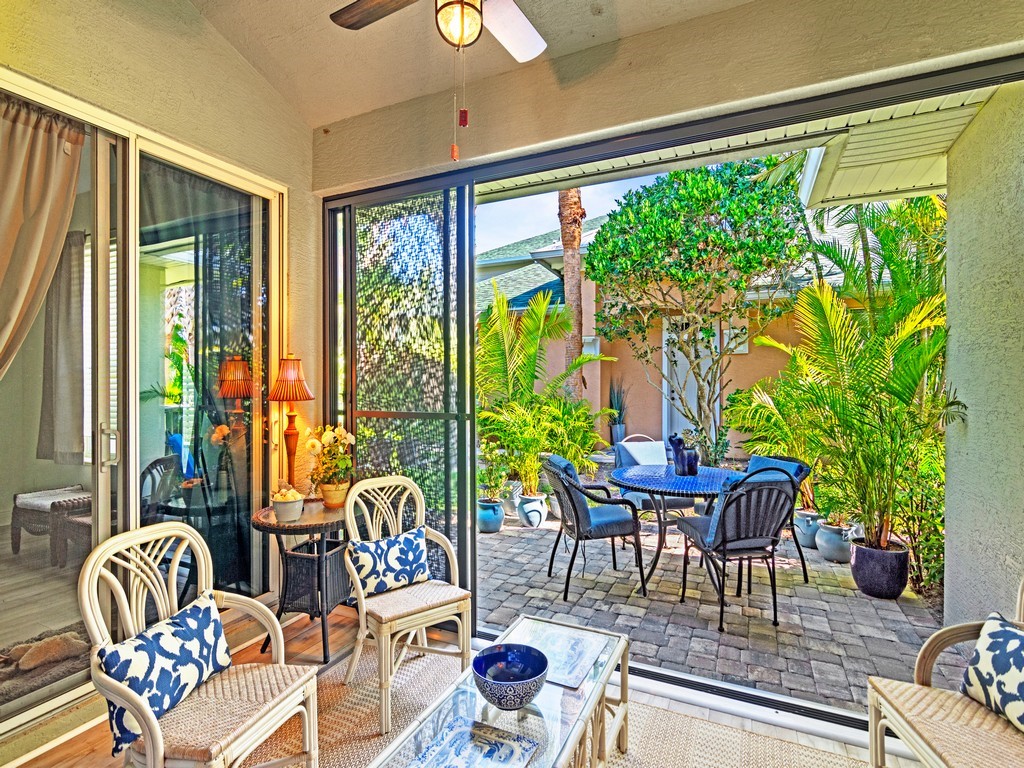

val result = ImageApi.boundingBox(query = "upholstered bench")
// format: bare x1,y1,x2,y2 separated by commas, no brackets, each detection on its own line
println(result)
11,486,92,565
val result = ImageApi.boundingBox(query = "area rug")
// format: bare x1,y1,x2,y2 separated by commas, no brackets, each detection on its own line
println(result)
0,622,90,707
244,653,867,767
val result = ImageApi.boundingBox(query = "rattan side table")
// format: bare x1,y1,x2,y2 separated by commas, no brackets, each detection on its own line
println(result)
252,500,348,664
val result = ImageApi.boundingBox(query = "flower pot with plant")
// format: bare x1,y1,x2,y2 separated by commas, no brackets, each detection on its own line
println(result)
306,424,355,508
478,401,549,528
477,442,509,534
815,511,853,564
608,376,629,445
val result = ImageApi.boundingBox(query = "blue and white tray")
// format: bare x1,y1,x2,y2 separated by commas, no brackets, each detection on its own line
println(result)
406,716,539,768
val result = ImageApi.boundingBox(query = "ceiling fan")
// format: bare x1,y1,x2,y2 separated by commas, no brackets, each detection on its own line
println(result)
330,0,547,63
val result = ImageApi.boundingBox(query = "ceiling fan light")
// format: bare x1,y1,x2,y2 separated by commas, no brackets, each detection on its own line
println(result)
435,0,483,48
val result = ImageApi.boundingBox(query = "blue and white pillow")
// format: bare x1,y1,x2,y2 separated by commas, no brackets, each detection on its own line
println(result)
961,611,1024,733
98,590,231,755
348,526,430,601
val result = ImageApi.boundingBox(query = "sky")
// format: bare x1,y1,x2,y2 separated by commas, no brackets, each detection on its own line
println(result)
473,173,658,254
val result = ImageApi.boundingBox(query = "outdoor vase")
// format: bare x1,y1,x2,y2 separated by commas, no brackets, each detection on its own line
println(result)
668,433,699,476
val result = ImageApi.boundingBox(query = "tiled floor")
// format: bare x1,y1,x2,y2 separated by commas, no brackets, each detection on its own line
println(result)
477,505,966,713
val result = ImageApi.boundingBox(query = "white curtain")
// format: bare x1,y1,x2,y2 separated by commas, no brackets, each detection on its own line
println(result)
0,93,85,381
37,231,86,464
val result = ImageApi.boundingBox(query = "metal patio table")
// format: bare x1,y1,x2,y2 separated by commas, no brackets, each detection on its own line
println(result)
251,499,348,664
609,464,742,582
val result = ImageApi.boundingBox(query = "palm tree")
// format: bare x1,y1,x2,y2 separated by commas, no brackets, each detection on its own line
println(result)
558,188,586,398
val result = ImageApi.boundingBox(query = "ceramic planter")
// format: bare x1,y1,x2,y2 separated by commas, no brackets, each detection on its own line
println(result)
815,523,852,563
319,481,350,509
850,540,910,599
477,498,505,534
610,423,626,445
793,510,821,549
516,493,547,528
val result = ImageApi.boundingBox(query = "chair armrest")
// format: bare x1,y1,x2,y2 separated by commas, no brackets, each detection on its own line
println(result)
215,591,286,664
89,652,166,767
425,526,460,587
914,621,985,686
583,484,613,498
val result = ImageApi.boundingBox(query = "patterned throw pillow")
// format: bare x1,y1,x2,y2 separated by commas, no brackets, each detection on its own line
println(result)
348,526,430,601
961,611,1024,733
98,590,231,755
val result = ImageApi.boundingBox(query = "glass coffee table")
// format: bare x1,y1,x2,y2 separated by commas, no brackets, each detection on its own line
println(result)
368,615,630,768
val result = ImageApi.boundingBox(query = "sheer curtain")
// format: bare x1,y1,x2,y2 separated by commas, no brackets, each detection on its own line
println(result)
37,231,86,464
0,93,85,381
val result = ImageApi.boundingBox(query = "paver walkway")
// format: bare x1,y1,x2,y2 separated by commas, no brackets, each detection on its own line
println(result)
477,507,966,712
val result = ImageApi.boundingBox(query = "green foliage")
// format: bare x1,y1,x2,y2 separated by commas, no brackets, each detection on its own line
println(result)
141,321,193,404
585,159,806,461
477,441,509,501
608,376,629,425
755,280,962,551
478,401,548,496
893,436,946,590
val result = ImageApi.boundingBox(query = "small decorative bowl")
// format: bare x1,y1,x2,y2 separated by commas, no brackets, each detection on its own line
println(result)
472,644,548,710
272,498,304,522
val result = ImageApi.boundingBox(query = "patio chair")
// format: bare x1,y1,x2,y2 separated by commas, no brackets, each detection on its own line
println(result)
677,467,797,632
543,455,648,601
10,485,92,564
78,520,318,768
746,454,811,583
343,475,471,734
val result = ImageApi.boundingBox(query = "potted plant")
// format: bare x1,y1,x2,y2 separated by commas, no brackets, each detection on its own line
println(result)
608,377,629,445
479,401,549,528
815,509,853,564
477,443,509,534
306,424,355,508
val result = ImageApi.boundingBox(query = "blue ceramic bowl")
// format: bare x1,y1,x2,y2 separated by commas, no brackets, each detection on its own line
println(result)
472,644,548,710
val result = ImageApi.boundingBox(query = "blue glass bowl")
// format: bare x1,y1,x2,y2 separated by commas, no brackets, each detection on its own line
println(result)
472,644,548,710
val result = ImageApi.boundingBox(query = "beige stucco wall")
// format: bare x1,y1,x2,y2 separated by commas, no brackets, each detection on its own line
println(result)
945,82,1024,624
313,0,1024,195
0,0,321,477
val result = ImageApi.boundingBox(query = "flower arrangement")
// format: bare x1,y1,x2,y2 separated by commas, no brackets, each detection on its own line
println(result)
306,424,355,487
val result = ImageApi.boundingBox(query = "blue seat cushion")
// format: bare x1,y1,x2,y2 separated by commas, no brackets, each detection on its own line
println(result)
677,514,713,545
97,590,231,755
584,504,637,539
746,455,808,484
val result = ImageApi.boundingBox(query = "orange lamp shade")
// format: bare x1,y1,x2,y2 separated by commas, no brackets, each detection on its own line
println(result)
268,355,314,403
217,356,253,400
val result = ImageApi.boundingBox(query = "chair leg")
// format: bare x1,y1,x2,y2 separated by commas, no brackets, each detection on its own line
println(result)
868,687,887,767
712,559,727,632
680,540,690,604
610,538,618,570
460,608,472,671
345,629,367,685
768,553,779,627
378,629,393,734
633,529,648,597
791,520,810,583
748,557,753,594
564,538,581,601
302,679,319,767
10,517,20,555
735,558,744,597
548,528,563,578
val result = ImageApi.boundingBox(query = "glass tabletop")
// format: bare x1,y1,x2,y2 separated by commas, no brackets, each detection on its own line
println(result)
371,616,624,768
610,464,743,497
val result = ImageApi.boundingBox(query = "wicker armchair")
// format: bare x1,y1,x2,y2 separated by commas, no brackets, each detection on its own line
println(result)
342,476,471,734
868,580,1024,767
78,521,318,768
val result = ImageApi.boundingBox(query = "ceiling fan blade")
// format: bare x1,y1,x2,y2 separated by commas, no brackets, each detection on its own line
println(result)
484,0,547,62
330,0,419,30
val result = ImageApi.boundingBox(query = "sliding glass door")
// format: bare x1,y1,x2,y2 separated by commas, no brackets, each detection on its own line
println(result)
0,97,123,723
136,154,269,598
327,187,474,592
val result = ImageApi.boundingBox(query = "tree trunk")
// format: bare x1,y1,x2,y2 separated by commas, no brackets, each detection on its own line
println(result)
558,188,586,398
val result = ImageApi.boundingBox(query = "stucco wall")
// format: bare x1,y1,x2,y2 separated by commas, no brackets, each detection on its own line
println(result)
0,0,321,443
945,83,1024,624
313,0,1024,195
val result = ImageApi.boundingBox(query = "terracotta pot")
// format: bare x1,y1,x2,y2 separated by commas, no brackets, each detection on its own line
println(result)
319,481,350,509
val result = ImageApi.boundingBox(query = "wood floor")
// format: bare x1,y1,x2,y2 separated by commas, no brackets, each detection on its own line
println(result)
0,525,83,648
19,608,361,768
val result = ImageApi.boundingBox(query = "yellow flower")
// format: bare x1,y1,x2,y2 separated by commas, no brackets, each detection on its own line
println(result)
305,438,322,456
322,430,338,446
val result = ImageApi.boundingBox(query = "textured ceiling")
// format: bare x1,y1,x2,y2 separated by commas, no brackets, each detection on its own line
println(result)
191,0,753,128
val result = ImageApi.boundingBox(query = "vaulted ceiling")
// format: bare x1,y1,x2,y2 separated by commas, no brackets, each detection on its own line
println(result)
190,0,754,129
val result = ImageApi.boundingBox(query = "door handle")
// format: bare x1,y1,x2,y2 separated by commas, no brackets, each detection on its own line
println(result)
100,423,121,471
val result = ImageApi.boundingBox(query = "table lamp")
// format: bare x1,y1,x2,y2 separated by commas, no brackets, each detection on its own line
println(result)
268,354,315,487
217,355,253,436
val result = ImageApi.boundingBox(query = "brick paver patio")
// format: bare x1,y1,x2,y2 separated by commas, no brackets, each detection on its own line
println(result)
476,506,967,712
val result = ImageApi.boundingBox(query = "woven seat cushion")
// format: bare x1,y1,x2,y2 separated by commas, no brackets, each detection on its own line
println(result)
362,579,469,624
130,663,316,763
870,677,1024,767
14,486,90,512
